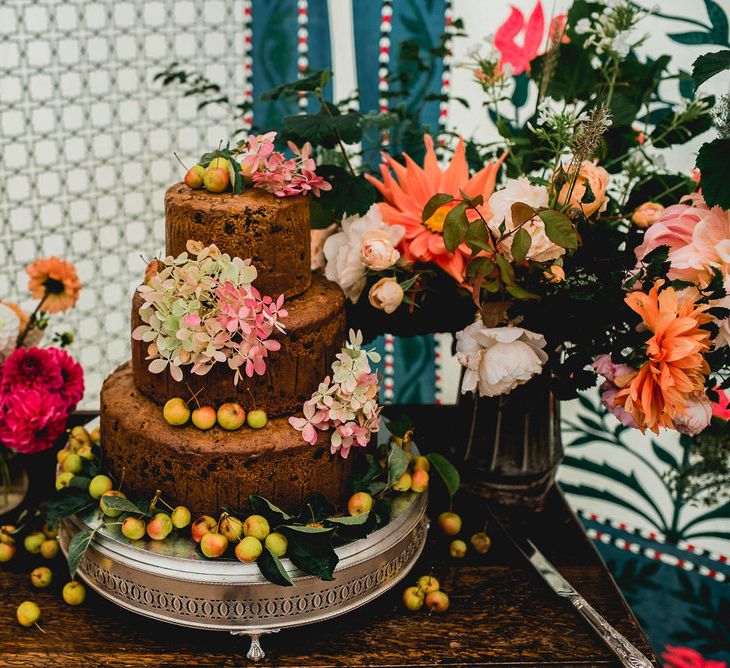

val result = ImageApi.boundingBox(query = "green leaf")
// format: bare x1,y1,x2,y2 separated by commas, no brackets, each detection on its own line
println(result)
309,167,376,227
464,220,492,254
47,490,95,529
459,189,483,208
257,547,293,586
101,495,151,517
426,453,460,499
443,202,468,252
651,442,680,471
261,69,332,100
510,202,537,227
421,193,454,222
384,415,413,438
494,253,516,286
279,108,363,149
67,528,95,580
507,285,540,300
511,228,532,262
249,495,292,527
466,257,497,280
280,525,339,580
539,210,578,250
297,493,336,523
387,442,409,489
283,524,334,535
696,138,730,209
692,50,730,87
229,157,245,194
325,513,369,526
651,96,715,148
68,476,92,491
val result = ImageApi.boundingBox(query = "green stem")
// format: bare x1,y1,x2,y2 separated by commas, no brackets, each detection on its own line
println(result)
316,89,357,178
16,294,47,348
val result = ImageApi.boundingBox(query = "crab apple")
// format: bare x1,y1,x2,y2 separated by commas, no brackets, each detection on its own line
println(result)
217,402,245,430
16,601,41,627
243,515,270,541
402,586,425,611
437,512,462,537
425,590,450,612
24,532,46,554
62,581,86,606
393,472,412,492
88,474,113,500
219,515,244,542
76,444,95,460
163,397,190,426
56,449,70,464
89,426,101,444
0,543,15,562
55,472,74,491
122,516,146,541
416,575,440,594
200,531,228,558
100,490,127,518
203,167,229,193
42,523,57,539
0,525,16,545
234,536,262,563
413,456,430,473
61,453,83,474
246,409,268,429
411,469,429,493
70,425,91,445
184,164,206,189
191,515,216,543
264,532,288,557
30,567,52,588
40,539,59,560
470,532,492,555
450,539,467,559
191,406,216,431
207,157,230,172
348,492,373,516
171,506,192,529
146,513,173,541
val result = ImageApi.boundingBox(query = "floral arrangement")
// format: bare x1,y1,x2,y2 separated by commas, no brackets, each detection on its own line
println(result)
133,241,287,385
290,330,382,458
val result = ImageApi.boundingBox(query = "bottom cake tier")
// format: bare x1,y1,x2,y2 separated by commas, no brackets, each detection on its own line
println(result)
100,363,353,515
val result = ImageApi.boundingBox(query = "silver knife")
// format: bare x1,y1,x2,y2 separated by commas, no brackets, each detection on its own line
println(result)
519,538,654,668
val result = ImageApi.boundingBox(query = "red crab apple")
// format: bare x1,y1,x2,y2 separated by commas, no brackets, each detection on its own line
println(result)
200,531,228,558
146,513,173,541
163,397,190,426
425,590,449,612
191,515,217,543
203,167,229,193
347,492,373,516
184,164,205,189
416,575,439,594
437,512,462,537
121,517,146,541
62,581,86,606
0,543,15,562
217,403,246,430
235,536,262,563
411,469,429,493
402,586,425,611
192,406,216,431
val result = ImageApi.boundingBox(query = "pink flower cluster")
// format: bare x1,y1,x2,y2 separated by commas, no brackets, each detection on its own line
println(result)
289,330,382,459
592,354,637,428
0,347,84,454
237,132,331,198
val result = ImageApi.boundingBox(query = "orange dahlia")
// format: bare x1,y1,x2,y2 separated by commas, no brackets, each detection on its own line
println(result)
26,257,82,314
614,281,712,434
364,135,506,282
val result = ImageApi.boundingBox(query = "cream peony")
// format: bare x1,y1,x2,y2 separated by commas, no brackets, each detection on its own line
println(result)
360,231,400,270
488,178,564,263
557,160,610,218
368,277,404,314
0,303,20,363
455,317,548,397
323,205,405,303
674,394,712,436
310,223,337,271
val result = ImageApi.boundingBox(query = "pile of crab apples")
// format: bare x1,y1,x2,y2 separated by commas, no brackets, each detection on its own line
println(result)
163,398,267,432
191,513,288,563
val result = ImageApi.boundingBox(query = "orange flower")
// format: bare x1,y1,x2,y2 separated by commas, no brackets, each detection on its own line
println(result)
364,135,506,283
26,257,82,314
614,281,712,434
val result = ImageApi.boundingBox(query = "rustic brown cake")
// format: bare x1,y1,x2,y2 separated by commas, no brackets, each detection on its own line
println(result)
100,184,350,514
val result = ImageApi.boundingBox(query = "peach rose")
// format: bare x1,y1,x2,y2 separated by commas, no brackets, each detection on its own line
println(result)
631,202,665,229
368,277,404,314
310,223,337,271
557,160,609,218
360,230,400,270
543,265,565,283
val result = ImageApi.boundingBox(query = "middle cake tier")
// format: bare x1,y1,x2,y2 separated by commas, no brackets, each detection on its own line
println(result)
131,274,345,416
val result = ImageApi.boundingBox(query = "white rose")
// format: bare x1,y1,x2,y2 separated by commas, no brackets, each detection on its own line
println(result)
310,223,337,271
455,317,548,397
488,177,564,263
0,304,20,363
360,231,400,270
323,205,405,303
674,395,712,436
368,277,404,314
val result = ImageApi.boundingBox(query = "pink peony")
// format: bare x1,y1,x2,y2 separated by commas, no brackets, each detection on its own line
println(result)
0,387,68,454
592,355,638,428
662,646,726,668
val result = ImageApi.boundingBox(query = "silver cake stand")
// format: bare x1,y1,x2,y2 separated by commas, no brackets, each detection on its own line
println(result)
59,490,428,661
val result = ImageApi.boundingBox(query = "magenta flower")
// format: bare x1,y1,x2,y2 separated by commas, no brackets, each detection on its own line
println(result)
662,646,726,668
0,387,68,454
45,347,84,413
0,347,64,394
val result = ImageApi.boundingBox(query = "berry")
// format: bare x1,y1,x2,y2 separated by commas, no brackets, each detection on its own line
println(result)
24,532,45,554
425,590,449,612
16,601,41,627
146,513,173,541
62,581,86,606
203,167,229,193
450,539,467,559
55,472,74,491
121,517,146,541
100,490,127,518
437,512,462,537
219,515,244,542
217,402,245,430
416,575,439,594
163,397,190,426
61,453,83,474
246,409,268,429
191,406,216,430
88,474,113,500
184,164,206,189
200,532,228,558
191,515,217,543
470,532,492,555
264,532,288,557
234,536,262,563
0,543,15,562
413,456,430,473
40,539,59,560
243,515,270,541
171,506,192,529
30,567,52,588
411,469,429,493
347,492,374,516
393,472,412,492
402,586,425,611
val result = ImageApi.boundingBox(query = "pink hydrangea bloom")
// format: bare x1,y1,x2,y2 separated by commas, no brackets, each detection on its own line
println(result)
662,646,726,668
0,387,68,454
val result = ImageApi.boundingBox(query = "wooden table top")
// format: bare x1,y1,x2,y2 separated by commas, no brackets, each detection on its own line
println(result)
0,408,657,667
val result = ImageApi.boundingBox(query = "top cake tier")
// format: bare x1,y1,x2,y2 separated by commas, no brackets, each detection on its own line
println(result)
165,184,311,298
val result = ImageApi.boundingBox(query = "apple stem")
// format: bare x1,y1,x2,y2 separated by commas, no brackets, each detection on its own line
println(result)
150,489,161,512
186,384,204,409
159,497,175,512
35,621,46,634
217,512,228,533
173,152,189,172
118,467,126,492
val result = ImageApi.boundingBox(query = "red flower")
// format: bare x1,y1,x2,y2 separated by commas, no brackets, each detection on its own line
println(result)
0,347,64,393
0,387,68,454
662,646,726,668
45,347,84,413
712,387,730,421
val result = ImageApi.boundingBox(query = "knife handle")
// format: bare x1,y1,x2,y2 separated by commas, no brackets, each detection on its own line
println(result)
568,594,654,668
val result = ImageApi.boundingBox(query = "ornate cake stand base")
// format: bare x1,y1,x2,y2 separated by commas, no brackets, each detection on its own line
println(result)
59,491,428,661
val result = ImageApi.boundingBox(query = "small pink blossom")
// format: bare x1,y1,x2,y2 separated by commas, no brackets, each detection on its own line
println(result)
662,646,726,668
288,400,328,445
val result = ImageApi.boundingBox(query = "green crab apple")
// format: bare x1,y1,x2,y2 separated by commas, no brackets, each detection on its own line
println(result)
121,517,146,541
16,601,41,627
203,167,229,193
243,515,269,541
264,532,288,557
207,157,230,172
402,586,425,611
235,536,262,563
217,402,245,430
88,474,113,500
61,453,83,474
30,567,52,588
55,472,74,491
62,581,86,606
470,532,492,555
163,397,190,426
246,409,268,429
24,532,45,554
393,472,412,492
413,456,430,472
219,515,244,542
416,575,439,594
40,539,59,560
449,539,467,559
171,506,192,529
